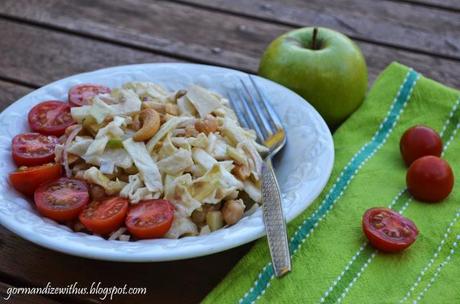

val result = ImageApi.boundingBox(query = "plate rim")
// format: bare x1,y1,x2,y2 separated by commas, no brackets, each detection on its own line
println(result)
0,62,334,262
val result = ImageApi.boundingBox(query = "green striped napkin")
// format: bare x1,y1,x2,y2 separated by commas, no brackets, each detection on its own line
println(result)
203,62,460,304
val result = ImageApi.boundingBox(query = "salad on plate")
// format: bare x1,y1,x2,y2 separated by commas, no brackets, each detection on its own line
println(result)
9,82,267,241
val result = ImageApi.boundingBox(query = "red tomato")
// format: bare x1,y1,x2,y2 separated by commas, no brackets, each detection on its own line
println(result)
125,199,175,239
12,133,58,166
28,101,75,136
363,207,418,252
68,84,111,107
9,163,62,196
79,197,129,235
407,156,454,202
34,177,89,222
400,125,442,166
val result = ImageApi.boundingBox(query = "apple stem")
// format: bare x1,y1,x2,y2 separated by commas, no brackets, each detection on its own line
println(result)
312,27,318,50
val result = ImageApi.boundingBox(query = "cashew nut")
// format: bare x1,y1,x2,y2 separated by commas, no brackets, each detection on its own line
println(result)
133,108,161,142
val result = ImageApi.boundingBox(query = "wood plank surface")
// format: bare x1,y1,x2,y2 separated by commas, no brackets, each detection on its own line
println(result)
0,19,179,88
0,226,252,304
403,0,460,10
0,282,61,304
0,1,458,303
0,1,460,90
174,0,460,59
0,80,32,111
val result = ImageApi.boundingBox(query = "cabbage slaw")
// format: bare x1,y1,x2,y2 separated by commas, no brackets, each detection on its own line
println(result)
63,82,267,238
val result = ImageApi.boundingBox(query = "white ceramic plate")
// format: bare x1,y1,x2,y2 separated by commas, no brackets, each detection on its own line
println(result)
0,63,334,261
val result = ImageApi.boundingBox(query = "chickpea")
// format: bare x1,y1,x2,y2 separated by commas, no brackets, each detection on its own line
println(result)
222,200,245,225
232,164,251,180
191,208,206,225
90,184,106,201
195,114,218,134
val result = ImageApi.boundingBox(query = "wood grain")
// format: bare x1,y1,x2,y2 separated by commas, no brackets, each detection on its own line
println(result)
0,1,459,303
0,1,460,89
0,19,179,88
0,282,61,304
174,0,460,59
0,80,32,111
0,225,252,304
402,0,460,10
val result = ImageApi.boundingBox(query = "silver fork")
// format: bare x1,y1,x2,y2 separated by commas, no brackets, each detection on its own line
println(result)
228,75,290,278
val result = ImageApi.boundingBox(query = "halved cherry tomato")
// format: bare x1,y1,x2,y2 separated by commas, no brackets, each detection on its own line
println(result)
28,101,75,136
79,197,129,235
34,177,89,222
68,84,111,107
407,156,454,202
363,207,418,252
9,163,62,196
12,133,58,166
400,125,442,166
125,199,175,239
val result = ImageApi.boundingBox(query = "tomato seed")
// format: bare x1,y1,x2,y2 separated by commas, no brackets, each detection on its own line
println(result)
373,222,384,229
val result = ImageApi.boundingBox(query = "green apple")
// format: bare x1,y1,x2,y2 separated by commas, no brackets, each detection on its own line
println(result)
259,27,368,127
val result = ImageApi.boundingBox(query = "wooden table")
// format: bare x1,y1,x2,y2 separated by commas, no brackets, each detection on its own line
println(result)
0,1,458,303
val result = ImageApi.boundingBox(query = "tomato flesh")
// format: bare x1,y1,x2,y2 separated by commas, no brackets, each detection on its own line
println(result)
12,133,58,166
28,101,75,136
9,163,62,196
407,156,454,202
125,199,175,239
34,177,89,222
68,84,111,107
363,207,418,252
79,197,129,235
400,125,442,166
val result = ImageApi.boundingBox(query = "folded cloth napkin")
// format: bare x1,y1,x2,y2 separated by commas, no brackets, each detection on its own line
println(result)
203,62,460,304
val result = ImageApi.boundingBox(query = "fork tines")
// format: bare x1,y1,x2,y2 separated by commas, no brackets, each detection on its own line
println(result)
228,75,283,145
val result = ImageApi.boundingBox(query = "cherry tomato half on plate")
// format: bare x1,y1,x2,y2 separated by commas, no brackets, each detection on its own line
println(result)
12,133,58,166
407,156,454,203
28,100,75,136
9,163,62,196
362,207,418,252
79,197,129,235
68,84,111,107
125,199,175,239
34,177,89,222
400,125,442,166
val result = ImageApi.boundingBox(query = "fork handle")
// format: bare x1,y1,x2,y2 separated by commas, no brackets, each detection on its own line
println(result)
261,159,291,277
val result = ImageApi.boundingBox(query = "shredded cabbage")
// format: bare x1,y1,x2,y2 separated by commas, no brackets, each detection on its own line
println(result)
83,167,126,195
65,81,268,238
120,174,158,203
123,138,162,193
146,116,191,153
157,148,194,175
185,85,222,118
